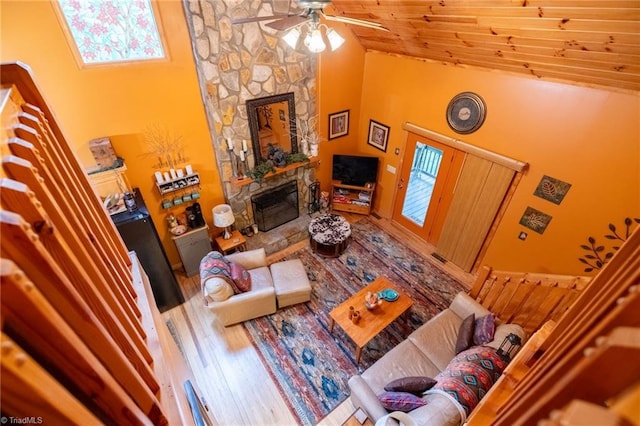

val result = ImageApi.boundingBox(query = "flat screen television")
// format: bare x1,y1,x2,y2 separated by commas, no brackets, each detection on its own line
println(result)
332,154,379,187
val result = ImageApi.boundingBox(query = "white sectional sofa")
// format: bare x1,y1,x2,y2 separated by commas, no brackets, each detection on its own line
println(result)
201,248,311,326
348,292,525,426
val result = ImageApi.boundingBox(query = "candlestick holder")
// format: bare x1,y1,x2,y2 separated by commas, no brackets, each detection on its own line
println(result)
237,146,249,179
236,154,245,179
225,138,239,178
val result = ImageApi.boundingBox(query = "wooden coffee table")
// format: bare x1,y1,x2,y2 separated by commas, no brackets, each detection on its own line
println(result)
329,276,413,363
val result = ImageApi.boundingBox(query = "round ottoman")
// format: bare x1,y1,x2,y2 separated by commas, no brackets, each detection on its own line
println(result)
308,214,351,257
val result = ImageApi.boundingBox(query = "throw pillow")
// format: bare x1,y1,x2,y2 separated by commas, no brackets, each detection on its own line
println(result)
228,261,252,293
473,314,496,345
200,251,235,303
203,277,234,304
455,313,475,354
384,376,437,395
200,251,232,282
377,391,427,412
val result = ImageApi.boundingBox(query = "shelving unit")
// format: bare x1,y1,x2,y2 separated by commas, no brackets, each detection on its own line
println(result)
155,172,202,210
331,180,375,215
156,172,200,195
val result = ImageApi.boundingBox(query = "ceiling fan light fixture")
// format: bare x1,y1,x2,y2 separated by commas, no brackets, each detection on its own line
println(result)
304,28,326,53
325,27,345,51
283,27,301,49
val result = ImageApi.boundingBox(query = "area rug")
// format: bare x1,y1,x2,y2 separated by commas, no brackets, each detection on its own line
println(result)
242,218,467,425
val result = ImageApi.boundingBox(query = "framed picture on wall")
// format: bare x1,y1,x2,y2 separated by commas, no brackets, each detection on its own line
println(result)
367,119,390,152
519,206,553,234
328,110,349,140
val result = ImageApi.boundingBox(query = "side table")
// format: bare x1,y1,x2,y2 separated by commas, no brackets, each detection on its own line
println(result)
215,229,247,255
172,225,211,277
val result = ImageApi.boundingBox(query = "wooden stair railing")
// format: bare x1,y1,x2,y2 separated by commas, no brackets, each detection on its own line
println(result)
470,265,591,336
1,62,202,424
468,227,640,424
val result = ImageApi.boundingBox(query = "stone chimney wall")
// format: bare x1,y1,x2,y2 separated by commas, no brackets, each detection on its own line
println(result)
182,0,317,230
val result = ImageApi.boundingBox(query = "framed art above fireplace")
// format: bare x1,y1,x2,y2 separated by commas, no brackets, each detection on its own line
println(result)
246,92,298,164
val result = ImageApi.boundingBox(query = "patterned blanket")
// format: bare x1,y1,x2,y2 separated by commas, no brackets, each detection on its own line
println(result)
430,346,507,418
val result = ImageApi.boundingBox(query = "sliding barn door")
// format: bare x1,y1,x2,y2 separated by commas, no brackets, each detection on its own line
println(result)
435,154,516,271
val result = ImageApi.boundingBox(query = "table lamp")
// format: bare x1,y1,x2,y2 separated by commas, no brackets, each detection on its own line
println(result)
213,204,235,239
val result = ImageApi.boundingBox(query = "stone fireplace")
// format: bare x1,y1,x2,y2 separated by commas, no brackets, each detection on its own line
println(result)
182,1,319,236
226,163,316,233
252,180,299,232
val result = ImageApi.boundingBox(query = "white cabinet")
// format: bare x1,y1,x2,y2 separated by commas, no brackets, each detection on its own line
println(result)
172,225,211,277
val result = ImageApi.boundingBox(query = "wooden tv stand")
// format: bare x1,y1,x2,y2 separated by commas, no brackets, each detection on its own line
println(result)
331,180,375,215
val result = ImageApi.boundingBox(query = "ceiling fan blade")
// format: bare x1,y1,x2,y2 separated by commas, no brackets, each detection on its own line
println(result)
321,13,390,31
265,15,310,31
232,14,295,25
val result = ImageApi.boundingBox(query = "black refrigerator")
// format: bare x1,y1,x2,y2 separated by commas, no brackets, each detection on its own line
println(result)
112,189,184,312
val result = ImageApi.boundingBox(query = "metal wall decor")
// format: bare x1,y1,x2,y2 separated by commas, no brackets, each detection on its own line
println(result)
446,92,487,134
519,206,553,234
534,175,572,205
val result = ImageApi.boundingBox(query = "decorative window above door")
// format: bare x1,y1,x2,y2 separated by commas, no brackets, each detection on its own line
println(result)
55,0,166,66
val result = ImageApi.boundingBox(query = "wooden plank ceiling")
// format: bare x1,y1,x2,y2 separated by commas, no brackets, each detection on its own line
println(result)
327,0,640,92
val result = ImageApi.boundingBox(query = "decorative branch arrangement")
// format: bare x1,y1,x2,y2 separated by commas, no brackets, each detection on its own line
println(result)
140,123,187,169
295,115,323,156
578,217,640,272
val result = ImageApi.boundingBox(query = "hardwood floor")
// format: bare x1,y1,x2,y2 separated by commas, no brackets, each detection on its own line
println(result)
162,215,474,425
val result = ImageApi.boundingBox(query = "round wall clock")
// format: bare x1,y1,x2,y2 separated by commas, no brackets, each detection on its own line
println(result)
446,92,487,134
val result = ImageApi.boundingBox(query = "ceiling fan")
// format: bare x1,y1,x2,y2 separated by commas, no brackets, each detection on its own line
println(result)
232,0,389,43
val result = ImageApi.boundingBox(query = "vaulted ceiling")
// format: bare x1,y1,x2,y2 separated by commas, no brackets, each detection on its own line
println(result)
327,0,640,92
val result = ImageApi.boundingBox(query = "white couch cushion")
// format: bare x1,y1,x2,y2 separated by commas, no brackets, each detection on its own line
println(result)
361,339,441,395
226,248,267,269
208,266,276,326
449,292,492,319
248,266,274,290
408,393,462,426
270,259,312,307
408,309,461,371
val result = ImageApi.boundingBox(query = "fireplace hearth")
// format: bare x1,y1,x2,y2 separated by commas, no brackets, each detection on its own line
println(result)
252,181,299,232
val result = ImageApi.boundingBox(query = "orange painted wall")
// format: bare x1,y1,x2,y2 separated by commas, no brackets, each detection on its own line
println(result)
1,0,224,265
4,0,638,276
316,21,365,192
353,53,639,275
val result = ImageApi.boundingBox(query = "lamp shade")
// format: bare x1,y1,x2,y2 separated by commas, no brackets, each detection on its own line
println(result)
326,28,345,51
213,204,235,228
304,29,326,53
283,27,301,49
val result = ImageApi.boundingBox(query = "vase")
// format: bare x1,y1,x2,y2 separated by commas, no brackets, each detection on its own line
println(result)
309,143,319,157
300,137,309,156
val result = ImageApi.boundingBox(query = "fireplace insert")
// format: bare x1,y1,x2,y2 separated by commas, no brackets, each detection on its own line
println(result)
252,180,299,232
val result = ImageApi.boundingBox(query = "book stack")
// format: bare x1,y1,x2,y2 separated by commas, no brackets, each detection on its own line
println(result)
332,195,350,204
